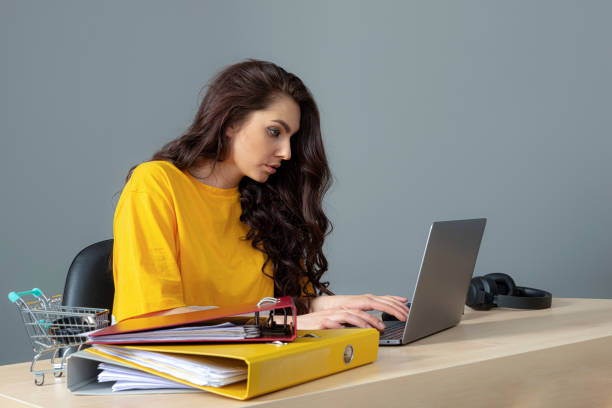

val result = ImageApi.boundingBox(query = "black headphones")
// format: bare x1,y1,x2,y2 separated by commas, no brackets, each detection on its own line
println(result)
466,273,552,310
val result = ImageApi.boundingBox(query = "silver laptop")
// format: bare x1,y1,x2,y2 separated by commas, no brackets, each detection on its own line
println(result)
380,218,486,345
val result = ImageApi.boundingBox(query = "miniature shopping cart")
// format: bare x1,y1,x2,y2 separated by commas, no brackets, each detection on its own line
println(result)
8,288,109,385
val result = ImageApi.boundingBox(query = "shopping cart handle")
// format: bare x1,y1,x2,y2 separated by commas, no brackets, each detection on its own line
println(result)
8,288,43,303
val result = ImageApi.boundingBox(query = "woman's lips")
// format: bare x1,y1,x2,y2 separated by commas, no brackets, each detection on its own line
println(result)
265,165,277,174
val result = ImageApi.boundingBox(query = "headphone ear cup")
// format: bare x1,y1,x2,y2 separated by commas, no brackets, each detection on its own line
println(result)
480,276,499,296
466,277,494,310
485,273,516,296
479,276,498,310
466,278,482,308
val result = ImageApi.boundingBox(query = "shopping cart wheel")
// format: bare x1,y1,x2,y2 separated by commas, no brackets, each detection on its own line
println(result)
54,370,63,378
34,375,44,386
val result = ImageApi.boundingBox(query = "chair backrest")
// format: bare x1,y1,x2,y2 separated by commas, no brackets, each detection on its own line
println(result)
62,239,115,316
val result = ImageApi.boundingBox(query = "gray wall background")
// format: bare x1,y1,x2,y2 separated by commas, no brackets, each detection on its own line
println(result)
1,0,610,365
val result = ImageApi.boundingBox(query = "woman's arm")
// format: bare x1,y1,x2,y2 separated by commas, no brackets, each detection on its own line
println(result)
113,166,185,322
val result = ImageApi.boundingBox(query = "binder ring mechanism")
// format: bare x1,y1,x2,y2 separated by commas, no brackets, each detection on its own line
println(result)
255,298,282,326
257,297,281,307
254,297,292,338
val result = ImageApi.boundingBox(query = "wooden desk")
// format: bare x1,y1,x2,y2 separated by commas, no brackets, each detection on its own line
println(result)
1,298,611,407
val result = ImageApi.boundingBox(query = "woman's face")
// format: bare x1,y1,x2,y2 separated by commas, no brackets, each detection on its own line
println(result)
227,94,300,183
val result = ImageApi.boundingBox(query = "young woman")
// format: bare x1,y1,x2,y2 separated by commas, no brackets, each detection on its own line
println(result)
112,59,409,330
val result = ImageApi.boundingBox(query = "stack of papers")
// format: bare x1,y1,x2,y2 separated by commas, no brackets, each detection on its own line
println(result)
89,322,261,343
97,363,199,392
93,345,248,389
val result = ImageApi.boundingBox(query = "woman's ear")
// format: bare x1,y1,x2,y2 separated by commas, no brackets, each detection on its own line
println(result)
225,123,238,138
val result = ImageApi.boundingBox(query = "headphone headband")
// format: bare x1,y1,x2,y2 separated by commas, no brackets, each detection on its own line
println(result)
494,286,552,309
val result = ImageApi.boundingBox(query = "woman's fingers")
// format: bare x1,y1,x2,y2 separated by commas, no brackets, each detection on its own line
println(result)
363,295,410,321
389,295,409,303
320,318,344,329
298,310,383,331
380,295,411,312
328,308,386,331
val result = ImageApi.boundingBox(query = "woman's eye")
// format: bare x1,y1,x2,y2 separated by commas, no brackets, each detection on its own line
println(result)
267,127,281,137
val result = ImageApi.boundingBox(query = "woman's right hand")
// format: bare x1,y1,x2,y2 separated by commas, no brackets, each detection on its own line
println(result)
296,308,387,331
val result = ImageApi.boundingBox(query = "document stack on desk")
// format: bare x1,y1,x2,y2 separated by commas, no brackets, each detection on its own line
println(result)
67,296,380,400
68,328,380,400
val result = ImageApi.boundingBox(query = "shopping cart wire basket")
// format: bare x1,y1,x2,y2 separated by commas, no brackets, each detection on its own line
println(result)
8,288,109,385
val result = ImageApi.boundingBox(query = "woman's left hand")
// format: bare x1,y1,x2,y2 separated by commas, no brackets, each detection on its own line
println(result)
309,294,410,322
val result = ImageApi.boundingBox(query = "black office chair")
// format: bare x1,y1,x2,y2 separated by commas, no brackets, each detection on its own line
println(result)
61,239,115,316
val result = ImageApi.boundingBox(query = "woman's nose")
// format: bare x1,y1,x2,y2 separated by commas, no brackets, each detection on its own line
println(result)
278,137,291,161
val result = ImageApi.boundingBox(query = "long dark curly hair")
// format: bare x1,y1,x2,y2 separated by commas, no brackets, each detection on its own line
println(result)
125,59,333,313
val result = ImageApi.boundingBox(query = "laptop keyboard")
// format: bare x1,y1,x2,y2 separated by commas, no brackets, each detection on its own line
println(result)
380,320,406,340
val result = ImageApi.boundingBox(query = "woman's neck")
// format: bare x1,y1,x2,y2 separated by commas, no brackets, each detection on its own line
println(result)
188,158,243,189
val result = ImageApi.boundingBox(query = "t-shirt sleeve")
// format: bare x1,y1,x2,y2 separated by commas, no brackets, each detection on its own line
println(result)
112,169,185,322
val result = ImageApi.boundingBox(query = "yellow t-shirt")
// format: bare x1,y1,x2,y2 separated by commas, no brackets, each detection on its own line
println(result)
112,160,274,322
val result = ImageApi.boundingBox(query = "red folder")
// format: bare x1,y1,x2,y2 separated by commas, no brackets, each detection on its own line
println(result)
88,296,296,344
